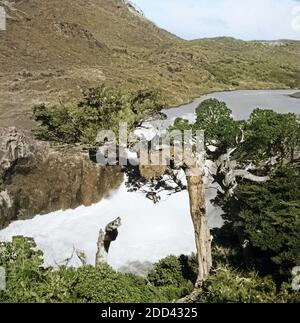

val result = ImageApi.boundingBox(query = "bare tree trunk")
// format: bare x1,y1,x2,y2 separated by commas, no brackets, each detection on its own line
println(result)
95,217,122,266
184,159,212,287
76,250,88,265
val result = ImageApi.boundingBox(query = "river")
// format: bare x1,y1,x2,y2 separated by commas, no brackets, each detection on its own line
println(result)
0,89,299,273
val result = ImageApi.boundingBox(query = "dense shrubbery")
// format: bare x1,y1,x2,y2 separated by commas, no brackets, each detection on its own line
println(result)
194,98,241,150
1,237,298,303
174,99,300,160
198,265,300,303
147,256,194,300
199,266,278,303
32,86,164,144
241,109,300,163
0,237,192,303
220,165,300,279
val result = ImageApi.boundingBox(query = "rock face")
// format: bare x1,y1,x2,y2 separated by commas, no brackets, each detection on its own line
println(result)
0,128,123,229
0,127,35,183
291,92,300,98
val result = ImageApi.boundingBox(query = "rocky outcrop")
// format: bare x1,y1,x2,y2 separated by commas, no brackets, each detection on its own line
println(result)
0,128,123,229
0,127,35,183
291,92,300,98
122,0,145,18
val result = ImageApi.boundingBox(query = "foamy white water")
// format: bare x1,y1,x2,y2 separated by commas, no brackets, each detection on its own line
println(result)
0,179,223,270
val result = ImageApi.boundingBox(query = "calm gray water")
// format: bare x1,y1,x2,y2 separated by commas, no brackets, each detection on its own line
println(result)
155,89,299,129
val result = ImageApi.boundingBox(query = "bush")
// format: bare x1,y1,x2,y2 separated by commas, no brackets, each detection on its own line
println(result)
194,99,241,150
0,237,190,303
147,256,194,300
220,165,300,279
198,265,278,303
148,256,188,287
32,86,164,144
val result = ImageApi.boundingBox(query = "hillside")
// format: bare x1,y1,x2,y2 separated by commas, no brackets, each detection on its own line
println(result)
0,0,300,129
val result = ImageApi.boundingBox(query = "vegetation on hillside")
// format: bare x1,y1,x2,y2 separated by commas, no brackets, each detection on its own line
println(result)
32,86,164,144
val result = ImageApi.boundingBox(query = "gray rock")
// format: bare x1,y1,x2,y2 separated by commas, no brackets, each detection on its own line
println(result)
290,92,300,98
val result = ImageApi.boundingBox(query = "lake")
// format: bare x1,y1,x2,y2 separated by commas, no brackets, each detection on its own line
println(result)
0,89,299,274
155,89,299,129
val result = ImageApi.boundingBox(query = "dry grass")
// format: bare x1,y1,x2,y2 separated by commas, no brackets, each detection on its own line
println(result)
0,0,300,129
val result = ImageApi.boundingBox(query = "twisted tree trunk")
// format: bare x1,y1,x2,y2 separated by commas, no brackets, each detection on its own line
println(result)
75,217,121,267
184,157,212,287
95,217,122,266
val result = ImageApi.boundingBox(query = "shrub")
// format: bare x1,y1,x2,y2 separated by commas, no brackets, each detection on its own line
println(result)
147,256,194,300
198,266,278,303
0,238,189,303
32,86,164,144
221,165,300,279
148,256,188,287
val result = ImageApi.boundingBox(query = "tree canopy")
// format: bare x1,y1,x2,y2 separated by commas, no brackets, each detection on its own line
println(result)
33,86,164,144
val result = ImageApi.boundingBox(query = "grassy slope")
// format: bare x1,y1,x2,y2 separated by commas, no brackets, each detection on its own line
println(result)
0,0,299,128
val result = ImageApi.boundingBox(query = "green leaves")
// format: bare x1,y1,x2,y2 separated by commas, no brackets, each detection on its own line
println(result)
169,118,192,132
198,265,278,303
32,86,164,145
222,165,300,278
241,109,300,163
0,238,192,303
194,99,241,150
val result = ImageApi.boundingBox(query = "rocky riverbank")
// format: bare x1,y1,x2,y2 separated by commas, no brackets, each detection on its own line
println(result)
0,128,123,229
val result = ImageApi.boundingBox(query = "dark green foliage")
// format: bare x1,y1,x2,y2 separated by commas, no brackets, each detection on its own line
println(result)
0,237,47,303
240,109,300,163
33,86,164,144
220,165,300,279
239,166,300,272
68,265,164,303
147,256,194,300
148,256,189,287
0,238,191,303
169,118,192,132
0,237,298,303
198,265,278,303
194,99,241,150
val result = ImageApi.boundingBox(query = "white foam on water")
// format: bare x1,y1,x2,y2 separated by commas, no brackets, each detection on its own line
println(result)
0,182,187,269
0,178,223,271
